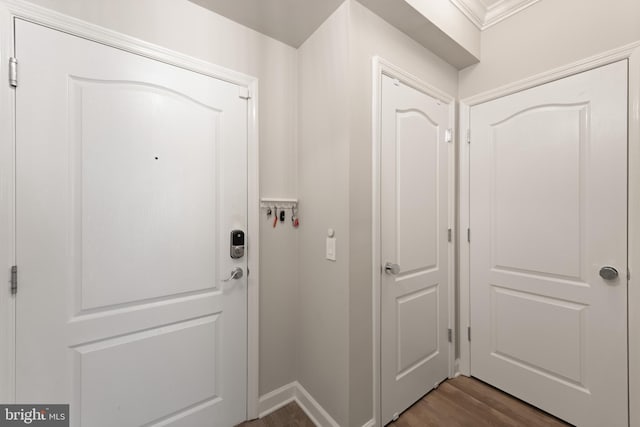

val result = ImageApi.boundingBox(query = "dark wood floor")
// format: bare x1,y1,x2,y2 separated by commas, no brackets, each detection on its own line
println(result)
390,376,571,427
239,376,571,426
238,402,315,427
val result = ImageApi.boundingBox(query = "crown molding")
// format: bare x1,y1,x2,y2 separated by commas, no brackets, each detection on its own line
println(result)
450,0,540,30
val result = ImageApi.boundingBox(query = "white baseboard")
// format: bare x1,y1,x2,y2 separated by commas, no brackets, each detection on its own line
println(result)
361,419,375,427
258,381,340,427
258,382,297,418
294,381,340,427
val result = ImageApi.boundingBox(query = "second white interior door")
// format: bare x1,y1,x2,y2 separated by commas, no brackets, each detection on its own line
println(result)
380,75,452,424
469,60,628,427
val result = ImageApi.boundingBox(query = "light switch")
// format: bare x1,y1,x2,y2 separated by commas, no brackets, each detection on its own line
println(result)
326,237,336,261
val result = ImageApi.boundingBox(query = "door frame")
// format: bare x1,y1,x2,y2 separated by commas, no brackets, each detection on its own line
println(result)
371,56,456,427
0,0,261,419
458,42,640,427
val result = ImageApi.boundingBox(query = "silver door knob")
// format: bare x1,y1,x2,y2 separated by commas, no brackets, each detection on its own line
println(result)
599,266,619,280
384,262,401,275
222,267,243,282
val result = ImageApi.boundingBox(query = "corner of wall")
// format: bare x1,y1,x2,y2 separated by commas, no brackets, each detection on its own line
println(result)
295,2,352,425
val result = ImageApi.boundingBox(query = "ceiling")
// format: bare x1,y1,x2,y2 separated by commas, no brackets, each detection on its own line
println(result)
188,0,539,65
188,0,345,47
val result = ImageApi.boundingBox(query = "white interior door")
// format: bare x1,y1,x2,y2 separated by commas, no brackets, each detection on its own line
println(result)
15,19,248,427
380,75,452,424
470,60,628,427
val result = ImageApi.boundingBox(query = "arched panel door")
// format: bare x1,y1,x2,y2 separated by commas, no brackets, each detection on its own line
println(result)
15,19,248,427
380,75,452,424
470,60,628,427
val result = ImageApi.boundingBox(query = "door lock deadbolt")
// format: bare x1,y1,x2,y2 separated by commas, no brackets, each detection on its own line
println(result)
230,230,245,259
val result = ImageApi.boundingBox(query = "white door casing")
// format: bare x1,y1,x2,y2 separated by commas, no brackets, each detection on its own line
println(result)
15,19,248,426
470,60,628,427
380,75,452,424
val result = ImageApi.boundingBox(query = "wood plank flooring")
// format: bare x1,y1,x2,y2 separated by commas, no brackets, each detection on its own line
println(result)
239,376,571,426
238,402,315,427
390,376,571,427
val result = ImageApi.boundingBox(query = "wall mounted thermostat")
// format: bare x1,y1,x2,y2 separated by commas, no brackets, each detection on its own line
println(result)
230,230,245,259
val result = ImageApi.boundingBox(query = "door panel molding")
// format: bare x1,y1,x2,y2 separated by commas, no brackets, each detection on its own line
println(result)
0,1,260,419
372,56,456,427
458,42,640,427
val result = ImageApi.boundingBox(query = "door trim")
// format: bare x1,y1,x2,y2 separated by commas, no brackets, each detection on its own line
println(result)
371,56,456,427
0,0,261,419
458,41,640,427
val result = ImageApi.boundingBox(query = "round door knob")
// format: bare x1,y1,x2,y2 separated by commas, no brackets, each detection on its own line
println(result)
384,262,401,275
599,266,619,280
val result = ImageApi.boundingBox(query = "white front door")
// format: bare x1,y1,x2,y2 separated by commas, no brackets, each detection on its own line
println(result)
15,20,248,427
380,75,452,424
470,60,628,427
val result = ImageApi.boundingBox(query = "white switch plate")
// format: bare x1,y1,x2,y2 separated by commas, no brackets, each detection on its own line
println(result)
326,237,336,261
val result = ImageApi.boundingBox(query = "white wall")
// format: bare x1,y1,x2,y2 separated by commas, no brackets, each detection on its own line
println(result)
295,1,459,425
405,0,480,60
459,2,640,426
296,3,351,425
299,0,640,422
357,0,480,69
24,0,638,424
347,2,458,425
459,0,640,98
22,0,300,397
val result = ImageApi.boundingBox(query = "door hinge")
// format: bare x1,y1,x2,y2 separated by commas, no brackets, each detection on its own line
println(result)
628,268,631,281
445,128,452,143
447,228,452,242
466,129,471,144
467,326,471,341
238,87,251,100
467,228,471,243
9,57,17,87
447,328,452,343
10,265,17,294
